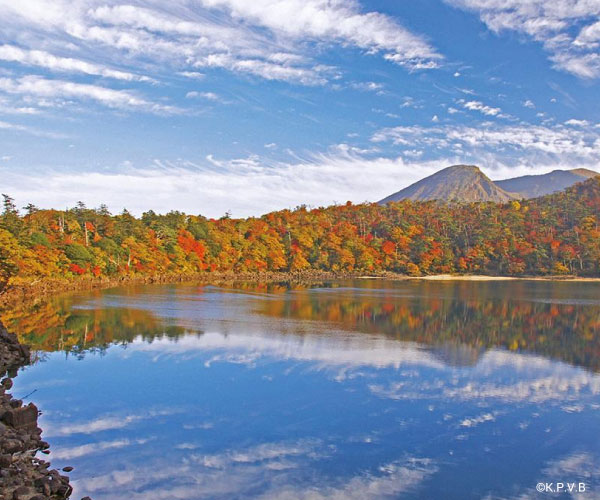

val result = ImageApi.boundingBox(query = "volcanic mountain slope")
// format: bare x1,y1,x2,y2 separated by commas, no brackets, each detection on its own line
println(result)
495,168,598,199
379,165,516,204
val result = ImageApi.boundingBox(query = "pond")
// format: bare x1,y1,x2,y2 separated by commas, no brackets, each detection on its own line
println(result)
3,280,600,499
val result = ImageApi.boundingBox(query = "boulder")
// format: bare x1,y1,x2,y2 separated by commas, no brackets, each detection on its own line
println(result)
1,403,38,430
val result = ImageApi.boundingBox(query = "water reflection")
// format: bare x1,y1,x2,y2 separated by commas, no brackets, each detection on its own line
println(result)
0,293,192,357
3,280,600,372
3,281,600,499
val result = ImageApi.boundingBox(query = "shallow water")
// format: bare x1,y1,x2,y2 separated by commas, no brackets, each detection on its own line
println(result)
3,280,600,499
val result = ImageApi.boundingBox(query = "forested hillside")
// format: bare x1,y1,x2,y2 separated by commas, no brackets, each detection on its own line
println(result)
1,177,600,290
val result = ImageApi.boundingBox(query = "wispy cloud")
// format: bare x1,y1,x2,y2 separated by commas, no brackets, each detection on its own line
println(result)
0,117,67,138
198,0,442,71
186,91,221,101
350,81,385,92
52,438,152,460
0,44,152,82
448,0,600,78
0,148,453,217
3,119,600,217
371,121,600,164
45,408,180,437
0,75,180,114
0,0,440,91
71,438,436,500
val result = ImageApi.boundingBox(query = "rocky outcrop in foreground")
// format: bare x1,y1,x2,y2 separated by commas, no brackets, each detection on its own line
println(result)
0,322,76,499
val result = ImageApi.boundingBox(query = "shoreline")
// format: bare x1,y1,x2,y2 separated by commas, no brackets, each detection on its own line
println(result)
0,271,373,308
2,271,600,309
0,322,75,499
400,274,600,282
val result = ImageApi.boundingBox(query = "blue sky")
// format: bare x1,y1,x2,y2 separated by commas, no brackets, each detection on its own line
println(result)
1,0,599,217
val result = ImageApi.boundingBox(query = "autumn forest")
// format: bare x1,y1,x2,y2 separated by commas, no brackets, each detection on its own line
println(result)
2,177,600,291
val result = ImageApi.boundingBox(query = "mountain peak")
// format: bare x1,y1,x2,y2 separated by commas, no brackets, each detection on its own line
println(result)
379,164,515,204
496,167,599,198
569,168,598,178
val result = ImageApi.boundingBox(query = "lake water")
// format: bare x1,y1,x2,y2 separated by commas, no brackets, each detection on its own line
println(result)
3,280,600,499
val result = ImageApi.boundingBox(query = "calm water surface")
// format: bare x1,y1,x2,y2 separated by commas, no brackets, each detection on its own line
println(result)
2,280,600,499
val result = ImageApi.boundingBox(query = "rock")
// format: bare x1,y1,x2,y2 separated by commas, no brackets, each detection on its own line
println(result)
0,321,73,500
41,481,51,496
0,454,11,467
17,344,29,362
3,439,22,453
11,486,29,500
62,466,74,472
1,403,38,429
56,482,73,497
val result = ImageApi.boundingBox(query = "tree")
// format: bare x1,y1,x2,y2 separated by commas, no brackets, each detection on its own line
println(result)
0,229,21,289
1,194,22,235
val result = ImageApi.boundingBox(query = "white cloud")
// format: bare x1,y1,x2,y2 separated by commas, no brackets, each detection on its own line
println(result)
565,118,590,127
0,44,151,81
3,117,600,217
459,412,496,428
0,117,67,138
123,328,447,370
403,149,423,158
198,440,322,469
350,81,384,92
256,458,436,500
45,408,180,437
448,0,600,78
0,148,448,217
0,0,440,92
0,75,180,114
52,438,144,459
460,99,502,117
551,51,600,79
199,0,441,70
400,96,420,108
70,432,435,500
523,99,535,109
371,121,600,164
186,91,220,101
543,452,600,479
178,71,206,80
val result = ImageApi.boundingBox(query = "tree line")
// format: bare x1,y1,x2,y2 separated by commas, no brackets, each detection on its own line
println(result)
1,177,600,289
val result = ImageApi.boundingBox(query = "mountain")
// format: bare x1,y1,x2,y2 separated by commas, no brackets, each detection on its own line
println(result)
379,165,516,204
380,165,599,204
495,168,598,199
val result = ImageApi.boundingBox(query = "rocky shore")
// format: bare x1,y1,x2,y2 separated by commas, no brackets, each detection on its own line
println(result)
0,322,78,499
2,270,595,310
0,270,395,309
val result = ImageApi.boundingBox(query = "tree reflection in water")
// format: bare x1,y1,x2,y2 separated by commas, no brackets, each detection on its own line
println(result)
1,280,598,371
